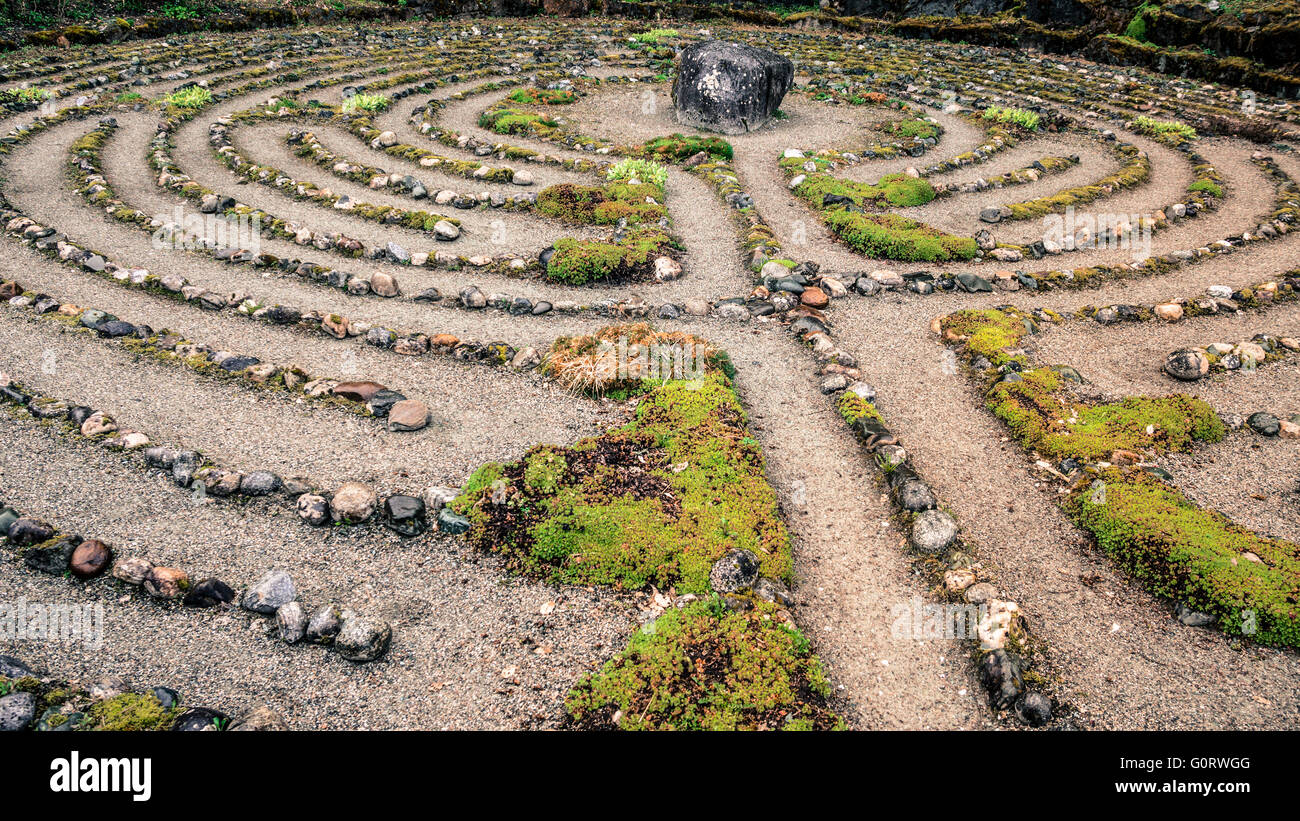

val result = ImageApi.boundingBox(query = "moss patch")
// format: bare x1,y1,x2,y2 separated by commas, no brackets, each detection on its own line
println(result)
567,597,842,731
1068,469,1300,648
452,331,790,595
86,692,177,731
824,210,975,261
989,368,1224,462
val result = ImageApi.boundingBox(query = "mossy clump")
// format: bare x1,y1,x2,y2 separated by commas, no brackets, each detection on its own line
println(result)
536,181,666,226
941,309,1032,366
567,597,842,731
883,117,940,140
478,108,558,136
86,692,177,731
451,342,790,594
545,225,674,286
639,133,733,161
988,368,1225,462
1067,469,1300,648
1188,179,1224,197
795,172,936,209
836,392,882,425
824,210,975,261
506,87,576,105
545,237,630,285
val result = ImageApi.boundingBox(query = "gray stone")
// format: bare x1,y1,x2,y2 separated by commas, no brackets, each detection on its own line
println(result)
296,494,330,526
911,509,958,554
1174,602,1216,627
437,508,470,534
240,470,282,496
305,604,344,644
672,40,794,135
0,692,37,731
1014,691,1052,727
1164,348,1209,381
334,614,392,662
1248,412,1280,436
330,482,377,523
708,549,759,593
228,705,288,731
980,649,1023,710
241,570,296,614
275,601,307,643
895,479,936,512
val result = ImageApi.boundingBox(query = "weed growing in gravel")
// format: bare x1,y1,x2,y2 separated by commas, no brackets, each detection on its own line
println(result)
1133,115,1198,143
607,157,668,189
0,87,51,105
341,93,390,113
631,28,679,44
982,105,1041,131
166,85,212,109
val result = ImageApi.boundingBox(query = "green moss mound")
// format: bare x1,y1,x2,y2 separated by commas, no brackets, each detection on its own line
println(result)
536,181,666,226
639,133,733,161
1068,470,1300,648
506,87,576,105
545,226,674,285
567,597,842,731
824,210,975,261
452,358,791,593
795,171,936,209
988,368,1224,462
86,693,178,731
478,107,558,136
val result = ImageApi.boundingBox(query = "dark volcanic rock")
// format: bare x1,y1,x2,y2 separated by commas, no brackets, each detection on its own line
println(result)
673,40,793,135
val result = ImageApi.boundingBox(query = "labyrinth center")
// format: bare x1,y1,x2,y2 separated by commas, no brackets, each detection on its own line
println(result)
0,15,1297,732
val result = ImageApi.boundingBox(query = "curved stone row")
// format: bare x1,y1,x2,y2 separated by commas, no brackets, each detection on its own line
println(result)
1078,274,1300,327
0,279,429,432
0,501,392,664
1164,334,1299,384
0,370,463,545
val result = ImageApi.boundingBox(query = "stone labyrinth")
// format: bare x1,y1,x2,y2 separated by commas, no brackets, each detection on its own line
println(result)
0,16,1297,732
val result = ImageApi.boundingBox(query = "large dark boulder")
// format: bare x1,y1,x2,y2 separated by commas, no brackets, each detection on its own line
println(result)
672,40,794,135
